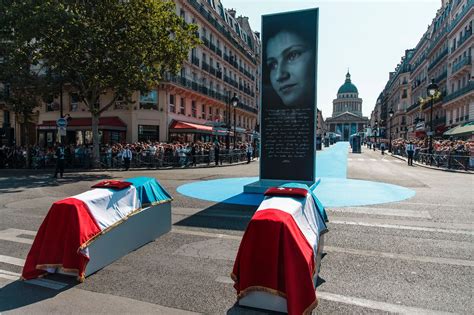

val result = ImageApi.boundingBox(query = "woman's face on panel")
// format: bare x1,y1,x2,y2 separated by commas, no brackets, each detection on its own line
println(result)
266,31,314,107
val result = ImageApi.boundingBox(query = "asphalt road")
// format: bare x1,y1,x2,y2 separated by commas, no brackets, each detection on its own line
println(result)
0,145,473,314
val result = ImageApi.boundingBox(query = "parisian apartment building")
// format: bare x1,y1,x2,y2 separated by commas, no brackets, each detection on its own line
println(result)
371,0,473,140
28,0,261,147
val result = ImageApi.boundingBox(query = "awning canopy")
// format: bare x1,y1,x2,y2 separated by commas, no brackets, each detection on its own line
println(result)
443,122,474,137
37,117,127,131
169,120,229,135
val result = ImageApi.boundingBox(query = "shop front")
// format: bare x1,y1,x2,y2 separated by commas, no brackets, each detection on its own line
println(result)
37,117,127,147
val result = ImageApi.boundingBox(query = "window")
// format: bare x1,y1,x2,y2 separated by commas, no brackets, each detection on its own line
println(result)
202,104,206,118
140,91,158,110
138,125,160,142
191,101,197,117
169,94,175,113
70,93,79,111
180,98,185,115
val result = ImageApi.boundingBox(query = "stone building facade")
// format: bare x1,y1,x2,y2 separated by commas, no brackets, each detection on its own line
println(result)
34,0,260,147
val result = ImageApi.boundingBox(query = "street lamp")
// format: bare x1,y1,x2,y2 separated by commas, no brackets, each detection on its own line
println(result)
373,119,378,150
231,93,239,150
426,79,439,156
388,108,394,153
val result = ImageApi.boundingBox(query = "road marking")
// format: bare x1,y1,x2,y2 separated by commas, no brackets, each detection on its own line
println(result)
0,228,35,244
172,228,242,240
370,158,376,161
325,246,474,267
215,276,454,314
0,254,25,266
331,220,474,235
382,159,390,162
329,207,431,218
347,158,353,161
25,278,69,290
173,229,472,267
0,269,20,281
318,291,454,315
357,158,364,161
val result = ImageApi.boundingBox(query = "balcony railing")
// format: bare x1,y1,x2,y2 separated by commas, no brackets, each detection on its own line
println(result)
163,73,257,114
434,70,447,83
187,0,257,65
427,47,448,71
447,0,474,34
451,55,471,74
444,81,474,103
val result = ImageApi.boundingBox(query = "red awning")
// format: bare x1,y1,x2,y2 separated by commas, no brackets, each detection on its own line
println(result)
169,120,215,133
415,130,426,138
37,117,127,130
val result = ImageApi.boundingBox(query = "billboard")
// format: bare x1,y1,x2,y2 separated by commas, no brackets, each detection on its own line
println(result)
260,8,318,182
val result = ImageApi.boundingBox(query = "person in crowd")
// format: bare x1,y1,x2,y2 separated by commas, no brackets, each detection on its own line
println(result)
53,142,65,178
214,140,220,166
246,142,253,164
405,141,416,166
121,145,132,171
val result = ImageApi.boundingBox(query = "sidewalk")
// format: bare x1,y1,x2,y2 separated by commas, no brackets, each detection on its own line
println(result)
390,153,473,174
0,158,256,176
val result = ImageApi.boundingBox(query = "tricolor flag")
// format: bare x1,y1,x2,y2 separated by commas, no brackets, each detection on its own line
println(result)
232,186,327,315
21,177,171,281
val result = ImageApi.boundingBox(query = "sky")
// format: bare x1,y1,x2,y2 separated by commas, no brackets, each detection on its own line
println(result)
222,0,441,118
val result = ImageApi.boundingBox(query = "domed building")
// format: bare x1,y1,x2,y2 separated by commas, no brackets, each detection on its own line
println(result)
325,71,369,141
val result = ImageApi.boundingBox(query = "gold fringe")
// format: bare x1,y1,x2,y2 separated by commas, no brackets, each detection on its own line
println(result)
303,296,318,315
36,263,85,282
237,285,287,299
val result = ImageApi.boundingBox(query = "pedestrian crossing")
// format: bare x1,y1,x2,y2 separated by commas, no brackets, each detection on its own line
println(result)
347,157,403,163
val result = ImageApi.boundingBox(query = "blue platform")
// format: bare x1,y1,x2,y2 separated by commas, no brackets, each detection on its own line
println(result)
177,143,416,207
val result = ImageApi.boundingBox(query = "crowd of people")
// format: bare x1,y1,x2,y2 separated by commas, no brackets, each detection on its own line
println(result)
0,140,257,170
390,138,472,156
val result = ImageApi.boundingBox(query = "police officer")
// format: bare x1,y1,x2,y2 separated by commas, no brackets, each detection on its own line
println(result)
54,142,65,178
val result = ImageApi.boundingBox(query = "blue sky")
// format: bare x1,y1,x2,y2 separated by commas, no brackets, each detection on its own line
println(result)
223,0,440,118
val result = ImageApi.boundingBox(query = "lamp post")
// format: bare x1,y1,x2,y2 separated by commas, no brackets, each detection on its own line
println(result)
426,79,439,156
373,120,378,150
388,108,394,153
231,93,239,150
226,92,231,150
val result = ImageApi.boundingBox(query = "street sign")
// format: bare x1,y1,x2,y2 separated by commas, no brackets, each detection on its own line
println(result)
58,126,67,136
56,117,68,128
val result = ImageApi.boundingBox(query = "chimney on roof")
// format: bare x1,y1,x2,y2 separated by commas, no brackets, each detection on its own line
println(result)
228,8,236,18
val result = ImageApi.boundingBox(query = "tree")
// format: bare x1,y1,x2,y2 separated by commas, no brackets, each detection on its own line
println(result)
1,0,199,167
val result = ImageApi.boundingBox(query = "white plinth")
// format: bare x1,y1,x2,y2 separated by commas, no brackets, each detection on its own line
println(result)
238,234,325,313
84,202,171,276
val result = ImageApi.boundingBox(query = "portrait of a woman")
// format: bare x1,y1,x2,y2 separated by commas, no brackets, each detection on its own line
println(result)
262,10,317,108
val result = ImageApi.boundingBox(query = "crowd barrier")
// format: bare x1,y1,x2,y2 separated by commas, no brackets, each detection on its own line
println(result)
391,148,472,171
3,149,256,170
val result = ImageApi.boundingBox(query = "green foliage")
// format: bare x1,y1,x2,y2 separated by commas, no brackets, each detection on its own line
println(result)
1,0,199,162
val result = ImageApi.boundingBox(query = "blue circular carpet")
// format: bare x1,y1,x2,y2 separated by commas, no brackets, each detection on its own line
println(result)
177,177,415,207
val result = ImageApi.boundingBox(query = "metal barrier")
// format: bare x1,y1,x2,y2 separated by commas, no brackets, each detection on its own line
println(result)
5,149,252,170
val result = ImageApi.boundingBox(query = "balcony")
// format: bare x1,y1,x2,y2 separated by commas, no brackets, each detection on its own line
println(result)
447,0,474,34
191,56,200,67
452,31,473,53
427,47,448,71
186,0,257,65
434,70,447,83
451,55,471,75
443,81,474,103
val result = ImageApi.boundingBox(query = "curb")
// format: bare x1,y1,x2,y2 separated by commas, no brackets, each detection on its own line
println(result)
0,160,255,175
390,154,473,174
